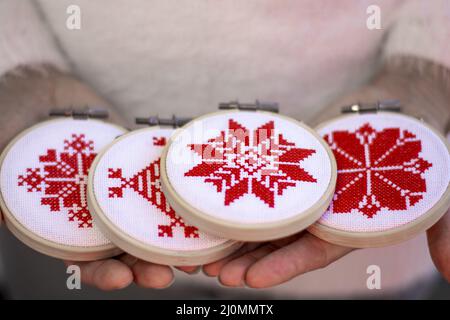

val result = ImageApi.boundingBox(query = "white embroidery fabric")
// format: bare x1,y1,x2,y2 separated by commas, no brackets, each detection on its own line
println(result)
92,128,228,251
165,111,333,224
317,113,450,232
0,119,126,247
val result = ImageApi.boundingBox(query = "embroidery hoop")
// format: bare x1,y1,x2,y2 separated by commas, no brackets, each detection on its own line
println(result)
308,109,450,248
0,116,126,261
160,109,337,242
87,126,242,266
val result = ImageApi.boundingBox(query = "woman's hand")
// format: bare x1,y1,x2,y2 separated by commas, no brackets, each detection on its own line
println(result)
0,65,176,291
201,57,450,288
202,233,351,288
65,255,175,290
427,211,450,282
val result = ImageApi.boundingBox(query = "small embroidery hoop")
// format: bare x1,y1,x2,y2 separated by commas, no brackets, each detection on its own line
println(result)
160,106,337,242
87,126,242,266
308,104,450,248
0,112,126,261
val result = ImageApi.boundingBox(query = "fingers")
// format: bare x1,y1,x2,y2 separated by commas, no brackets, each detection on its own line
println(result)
62,233,353,291
218,243,279,287
427,210,450,282
208,233,352,289
65,254,175,290
131,260,174,289
244,233,353,288
209,236,300,287
202,242,262,277
118,254,175,288
65,259,133,291
203,235,300,278
176,266,201,274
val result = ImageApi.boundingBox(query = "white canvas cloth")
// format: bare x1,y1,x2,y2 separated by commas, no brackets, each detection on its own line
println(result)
92,128,228,251
165,111,333,224
317,113,450,232
0,119,125,247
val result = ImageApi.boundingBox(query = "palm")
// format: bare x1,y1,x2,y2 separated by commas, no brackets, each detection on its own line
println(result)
201,211,450,289
202,232,352,288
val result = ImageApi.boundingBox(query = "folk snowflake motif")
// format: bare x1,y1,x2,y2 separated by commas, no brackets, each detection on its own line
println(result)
185,119,317,208
108,138,199,238
18,134,96,228
324,123,432,218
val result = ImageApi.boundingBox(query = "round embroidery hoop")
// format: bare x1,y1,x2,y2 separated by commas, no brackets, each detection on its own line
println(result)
87,127,242,266
308,112,450,248
0,118,126,261
160,110,337,241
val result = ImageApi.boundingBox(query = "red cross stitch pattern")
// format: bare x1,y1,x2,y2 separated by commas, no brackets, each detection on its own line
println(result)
108,140,199,238
153,137,166,146
185,119,317,208
324,123,432,218
18,134,96,228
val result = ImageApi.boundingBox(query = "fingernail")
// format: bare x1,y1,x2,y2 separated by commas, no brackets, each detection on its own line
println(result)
154,277,175,290
217,275,244,288
187,267,201,275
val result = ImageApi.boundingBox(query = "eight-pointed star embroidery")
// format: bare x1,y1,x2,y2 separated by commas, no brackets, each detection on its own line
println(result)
184,119,317,208
310,112,450,248
162,111,335,241
324,122,432,218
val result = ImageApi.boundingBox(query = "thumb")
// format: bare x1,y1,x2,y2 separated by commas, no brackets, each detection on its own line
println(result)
427,211,450,282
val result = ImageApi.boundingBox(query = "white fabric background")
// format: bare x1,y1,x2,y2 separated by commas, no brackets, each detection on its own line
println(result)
318,113,450,232
166,111,333,224
93,128,228,251
0,119,125,247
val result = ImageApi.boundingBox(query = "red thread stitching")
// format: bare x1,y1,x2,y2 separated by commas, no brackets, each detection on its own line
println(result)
109,138,199,238
185,119,317,207
324,123,432,218
153,137,166,146
18,134,96,228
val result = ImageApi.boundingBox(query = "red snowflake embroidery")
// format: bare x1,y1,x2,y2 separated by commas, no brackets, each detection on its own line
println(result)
324,123,432,218
109,138,199,238
18,134,96,228
185,119,317,207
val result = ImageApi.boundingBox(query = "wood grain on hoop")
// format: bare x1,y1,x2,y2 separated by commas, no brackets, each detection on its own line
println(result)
87,127,242,266
0,118,124,261
308,112,450,248
160,110,337,242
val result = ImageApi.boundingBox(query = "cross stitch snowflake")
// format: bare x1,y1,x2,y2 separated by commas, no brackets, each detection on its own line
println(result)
185,119,317,207
324,123,432,218
108,138,199,238
18,134,96,228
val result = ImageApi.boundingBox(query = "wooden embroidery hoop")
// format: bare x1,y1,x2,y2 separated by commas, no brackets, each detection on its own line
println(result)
160,109,337,242
87,126,242,266
308,110,450,248
0,117,125,261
